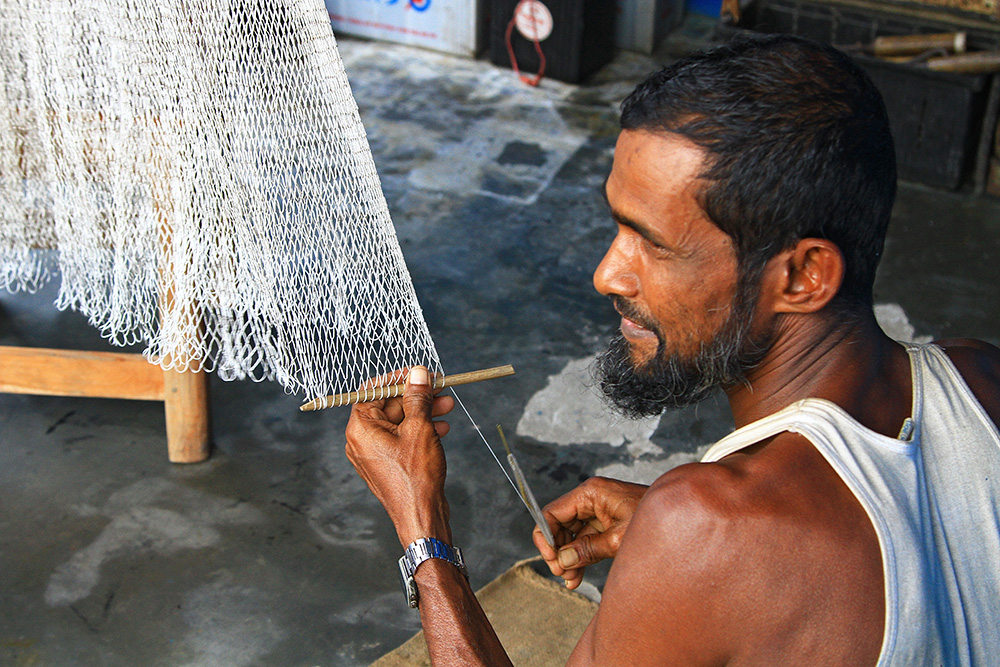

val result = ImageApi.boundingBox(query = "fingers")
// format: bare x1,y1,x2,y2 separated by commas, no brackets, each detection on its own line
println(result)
343,367,454,546
432,394,455,417
347,367,453,468
380,371,454,422
554,530,622,590
534,517,585,588
562,529,619,570
402,366,435,420
532,477,648,588
355,367,410,411
532,525,559,576
346,400,392,451
383,390,454,423
533,524,558,559
345,366,436,450
428,394,454,437
542,484,601,529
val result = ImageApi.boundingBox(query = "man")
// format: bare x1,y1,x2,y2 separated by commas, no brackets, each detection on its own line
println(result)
345,34,1000,665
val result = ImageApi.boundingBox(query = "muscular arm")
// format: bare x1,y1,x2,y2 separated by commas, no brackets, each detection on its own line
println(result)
571,435,884,667
412,560,513,666
567,469,738,666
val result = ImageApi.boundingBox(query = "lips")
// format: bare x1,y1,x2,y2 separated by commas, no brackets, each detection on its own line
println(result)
611,297,659,341
620,314,657,341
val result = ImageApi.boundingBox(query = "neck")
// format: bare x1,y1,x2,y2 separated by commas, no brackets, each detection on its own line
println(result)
725,308,913,435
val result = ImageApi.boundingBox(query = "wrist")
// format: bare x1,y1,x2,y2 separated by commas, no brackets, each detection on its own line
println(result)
398,536,468,608
393,499,452,547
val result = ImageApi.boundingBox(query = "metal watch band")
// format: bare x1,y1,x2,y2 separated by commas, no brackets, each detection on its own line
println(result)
398,537,468,608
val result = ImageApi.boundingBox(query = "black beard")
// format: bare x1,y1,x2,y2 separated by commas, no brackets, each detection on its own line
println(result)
594,282,769,419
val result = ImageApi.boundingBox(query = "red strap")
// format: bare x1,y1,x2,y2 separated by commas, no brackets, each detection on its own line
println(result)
505,0,546,87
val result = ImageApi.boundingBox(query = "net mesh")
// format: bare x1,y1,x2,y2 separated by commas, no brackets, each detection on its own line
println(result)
1,0,443,401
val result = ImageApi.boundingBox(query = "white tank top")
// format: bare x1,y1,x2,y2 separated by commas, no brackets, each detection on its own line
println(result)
701,343,1000,666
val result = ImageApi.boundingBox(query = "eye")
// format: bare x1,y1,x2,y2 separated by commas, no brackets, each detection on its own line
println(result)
641,235,673,258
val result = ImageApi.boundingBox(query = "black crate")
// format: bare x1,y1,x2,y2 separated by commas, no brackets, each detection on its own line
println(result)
490,0,617,84
719,0,1000,190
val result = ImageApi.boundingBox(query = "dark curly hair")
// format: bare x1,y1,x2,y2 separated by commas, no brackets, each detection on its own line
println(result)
620,34,897,308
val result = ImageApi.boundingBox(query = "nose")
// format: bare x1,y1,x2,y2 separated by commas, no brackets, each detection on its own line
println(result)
593,231,638,298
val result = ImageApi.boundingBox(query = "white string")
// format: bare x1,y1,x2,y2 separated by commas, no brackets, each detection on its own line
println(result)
2,0,443,400
449,388,520,496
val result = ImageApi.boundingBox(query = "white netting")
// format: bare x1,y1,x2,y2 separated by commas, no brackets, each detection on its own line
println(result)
1,0,443,401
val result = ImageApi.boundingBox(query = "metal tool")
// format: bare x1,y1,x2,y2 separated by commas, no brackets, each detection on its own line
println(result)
497,424,555,547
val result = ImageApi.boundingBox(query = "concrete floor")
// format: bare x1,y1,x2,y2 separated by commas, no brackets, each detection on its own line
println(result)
2,18,1000,666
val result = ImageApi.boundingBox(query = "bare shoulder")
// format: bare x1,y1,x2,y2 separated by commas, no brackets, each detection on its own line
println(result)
579,434,884,666
575,460,750,665
935,338,1000,425
936,337,1000,376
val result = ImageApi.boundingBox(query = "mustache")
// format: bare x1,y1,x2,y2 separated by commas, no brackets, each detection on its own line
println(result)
610,295,660,334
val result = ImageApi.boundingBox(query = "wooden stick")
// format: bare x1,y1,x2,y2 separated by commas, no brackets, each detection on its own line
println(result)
873,32,966,57
926,51,1000,74
299,364,515,411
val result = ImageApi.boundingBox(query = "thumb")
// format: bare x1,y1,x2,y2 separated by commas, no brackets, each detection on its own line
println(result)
402,366,435,420
557,531,616,570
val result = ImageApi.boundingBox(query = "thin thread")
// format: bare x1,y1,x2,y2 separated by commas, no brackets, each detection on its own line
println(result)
450,387,520,495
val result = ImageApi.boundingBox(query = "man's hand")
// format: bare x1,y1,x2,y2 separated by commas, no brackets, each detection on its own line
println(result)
344,366,456,547
346,368,513,666
533,477,647,590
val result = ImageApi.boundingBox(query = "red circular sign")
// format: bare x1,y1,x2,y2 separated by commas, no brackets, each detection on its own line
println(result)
514,0,553,42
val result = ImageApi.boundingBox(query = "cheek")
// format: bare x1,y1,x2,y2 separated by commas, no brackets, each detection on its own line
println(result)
644,263,739,337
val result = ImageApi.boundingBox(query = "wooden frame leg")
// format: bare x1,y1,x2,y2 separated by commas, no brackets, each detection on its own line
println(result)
163,367,210,463
0,345,212,464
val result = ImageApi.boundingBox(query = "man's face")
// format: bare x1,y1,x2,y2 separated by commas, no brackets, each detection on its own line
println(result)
593,130,768,417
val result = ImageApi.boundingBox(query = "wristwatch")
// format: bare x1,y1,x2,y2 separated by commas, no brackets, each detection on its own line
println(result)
398,537,468,608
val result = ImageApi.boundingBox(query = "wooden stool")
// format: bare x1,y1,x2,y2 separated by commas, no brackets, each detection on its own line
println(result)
0,111,211,463
0,345,211,463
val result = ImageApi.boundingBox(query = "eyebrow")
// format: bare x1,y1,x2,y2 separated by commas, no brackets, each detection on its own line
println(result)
601,178,671,249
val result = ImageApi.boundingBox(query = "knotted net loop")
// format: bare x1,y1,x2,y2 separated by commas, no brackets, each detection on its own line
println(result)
1,0,443,400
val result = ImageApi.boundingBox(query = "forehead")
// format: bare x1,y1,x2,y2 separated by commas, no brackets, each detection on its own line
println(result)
605,130,722,244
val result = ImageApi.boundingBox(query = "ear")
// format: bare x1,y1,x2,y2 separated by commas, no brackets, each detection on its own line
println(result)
766,239,845,314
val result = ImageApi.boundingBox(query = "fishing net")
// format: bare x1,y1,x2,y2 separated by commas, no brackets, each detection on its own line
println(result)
0,0,443,401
